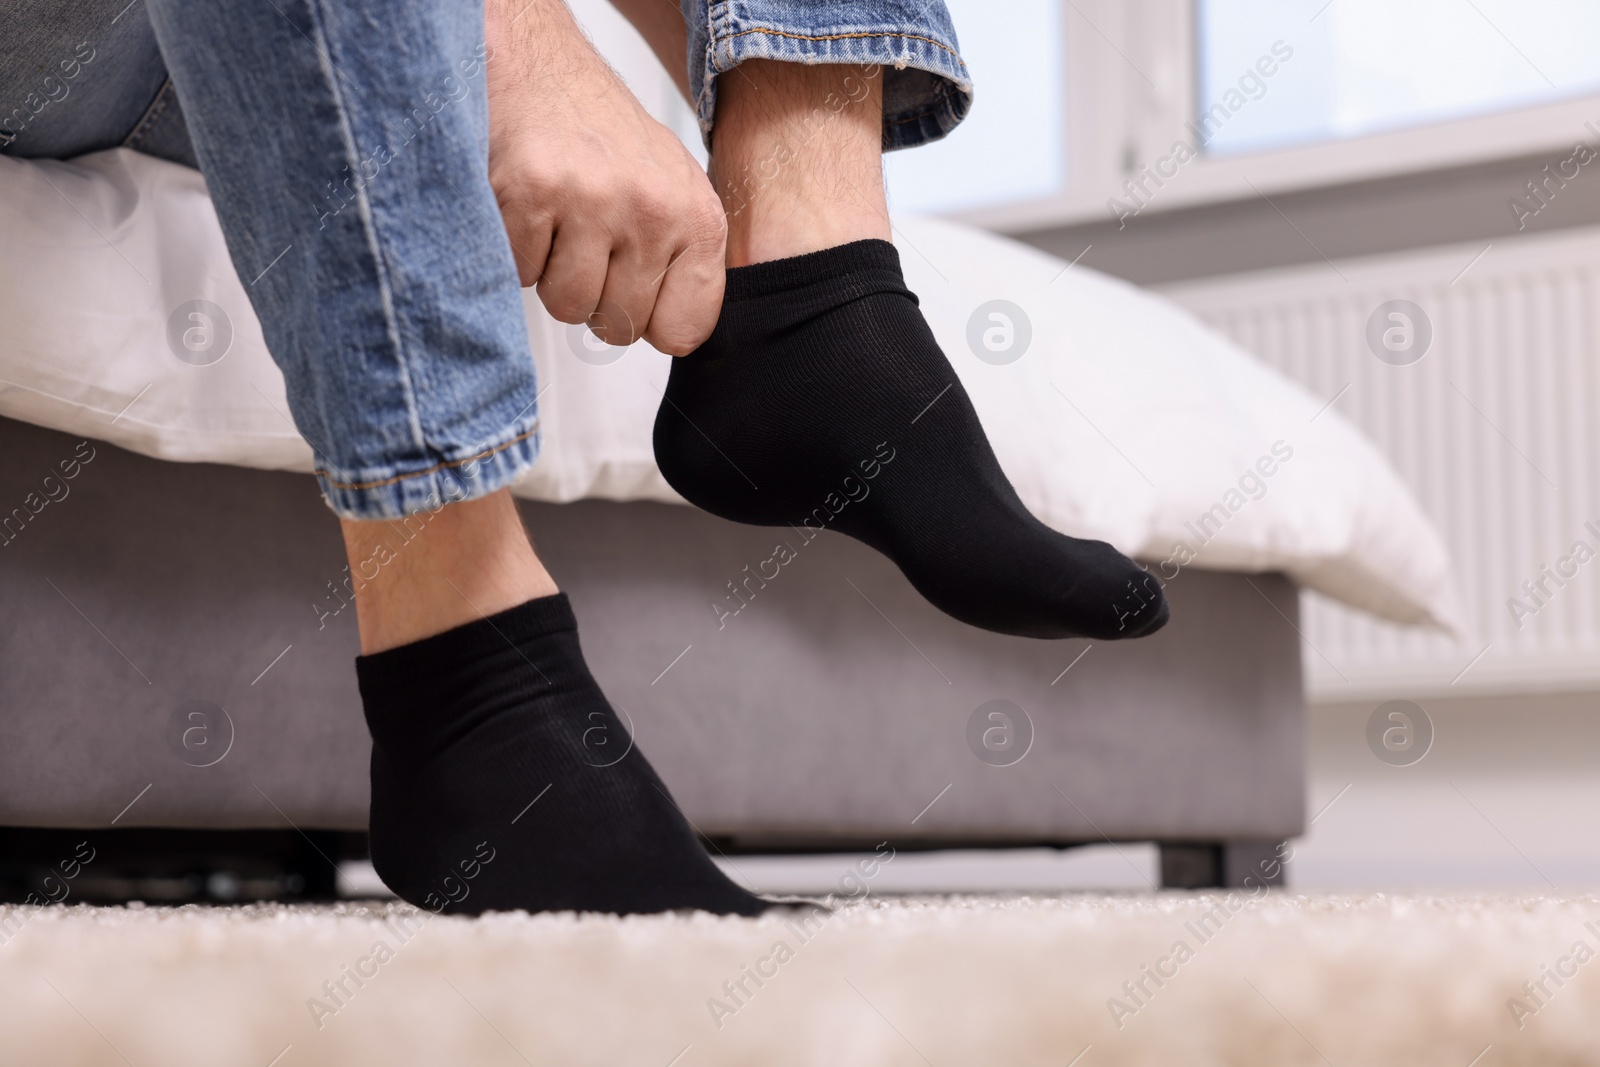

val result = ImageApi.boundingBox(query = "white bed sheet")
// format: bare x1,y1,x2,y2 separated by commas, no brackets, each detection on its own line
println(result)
0,148,1458,629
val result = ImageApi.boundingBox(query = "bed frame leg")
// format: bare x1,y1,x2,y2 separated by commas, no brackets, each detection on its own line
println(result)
1159,841,1288,890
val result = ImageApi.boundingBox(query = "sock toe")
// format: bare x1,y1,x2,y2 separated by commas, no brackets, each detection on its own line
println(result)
1047,545,1169,640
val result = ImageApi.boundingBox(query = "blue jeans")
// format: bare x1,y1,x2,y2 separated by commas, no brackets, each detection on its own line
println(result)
683,0,971,151
2,0,970,519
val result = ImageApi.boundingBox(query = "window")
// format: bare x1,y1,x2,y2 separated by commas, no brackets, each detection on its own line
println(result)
1198,0,1600,156
563,0,1600,232
569,0,1067,218
885,0,1066,214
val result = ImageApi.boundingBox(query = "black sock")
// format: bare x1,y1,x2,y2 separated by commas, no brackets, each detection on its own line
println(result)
357,594,767,916
654,239,1168,640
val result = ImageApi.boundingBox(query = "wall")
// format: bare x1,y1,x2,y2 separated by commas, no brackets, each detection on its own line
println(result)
1016,149,1600,287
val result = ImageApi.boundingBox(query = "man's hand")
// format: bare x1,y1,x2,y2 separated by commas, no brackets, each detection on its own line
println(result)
484,0,724,355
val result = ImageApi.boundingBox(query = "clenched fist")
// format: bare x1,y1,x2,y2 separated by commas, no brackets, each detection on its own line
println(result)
485,0,725,354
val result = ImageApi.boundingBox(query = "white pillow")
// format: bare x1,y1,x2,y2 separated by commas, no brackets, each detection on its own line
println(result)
0,149,1458,629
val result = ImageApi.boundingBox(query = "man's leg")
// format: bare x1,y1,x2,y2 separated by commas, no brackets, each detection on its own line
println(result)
637,7,1170,640
0,0,195,167
712,59,889,266
340,491,555,655
144,0,763,915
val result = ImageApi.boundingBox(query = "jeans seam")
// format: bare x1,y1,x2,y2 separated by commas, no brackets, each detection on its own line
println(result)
120,77,177,152
887,79,959,125
717,2,735,70
694,0,719,122
320,420,540,490
713,27,964,65
304,0,431,462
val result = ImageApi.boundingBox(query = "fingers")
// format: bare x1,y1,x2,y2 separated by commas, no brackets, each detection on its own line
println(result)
499,120,727,352
536,193,726,355
536,222,609,326
493,184,553,289
504,221,553,290
537,223,659,345
487,0,728,350
593,205,725,353
640,159,727,355
644,214,727,356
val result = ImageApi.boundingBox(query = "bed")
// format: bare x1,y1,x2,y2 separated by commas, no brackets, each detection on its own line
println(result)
0,145,1454,897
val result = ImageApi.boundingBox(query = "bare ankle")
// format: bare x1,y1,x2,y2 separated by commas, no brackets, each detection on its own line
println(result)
712,60,891,267
339,490,558,654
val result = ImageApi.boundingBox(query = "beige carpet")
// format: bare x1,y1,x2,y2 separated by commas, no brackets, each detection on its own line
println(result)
2,894,1598,1066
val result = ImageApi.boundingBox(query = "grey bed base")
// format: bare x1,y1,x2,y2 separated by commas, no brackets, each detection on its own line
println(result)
0,417,1305,886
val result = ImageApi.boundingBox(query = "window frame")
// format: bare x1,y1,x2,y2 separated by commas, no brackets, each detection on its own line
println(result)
953,0,1600,234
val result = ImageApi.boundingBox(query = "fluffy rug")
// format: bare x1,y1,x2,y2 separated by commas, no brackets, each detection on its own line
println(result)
2,894,1597,1066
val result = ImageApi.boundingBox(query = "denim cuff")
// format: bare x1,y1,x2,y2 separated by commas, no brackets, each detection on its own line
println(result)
685,1,973,152
316,416,541,520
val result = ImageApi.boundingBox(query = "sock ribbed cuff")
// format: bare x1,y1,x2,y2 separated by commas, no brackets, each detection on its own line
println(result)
356,592,575,692
723,239,906,302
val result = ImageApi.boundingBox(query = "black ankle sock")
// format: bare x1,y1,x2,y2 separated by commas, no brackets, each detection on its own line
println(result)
357,594,766,916
654,239,1168,640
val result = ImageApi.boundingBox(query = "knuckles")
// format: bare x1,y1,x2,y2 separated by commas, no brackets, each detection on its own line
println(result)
648,327,712,358
492,129,727,351
496,151,721,251
679,198,729,255
538,287,600,326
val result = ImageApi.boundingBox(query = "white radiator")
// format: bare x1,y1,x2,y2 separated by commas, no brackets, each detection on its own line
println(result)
1159,225,1600,702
